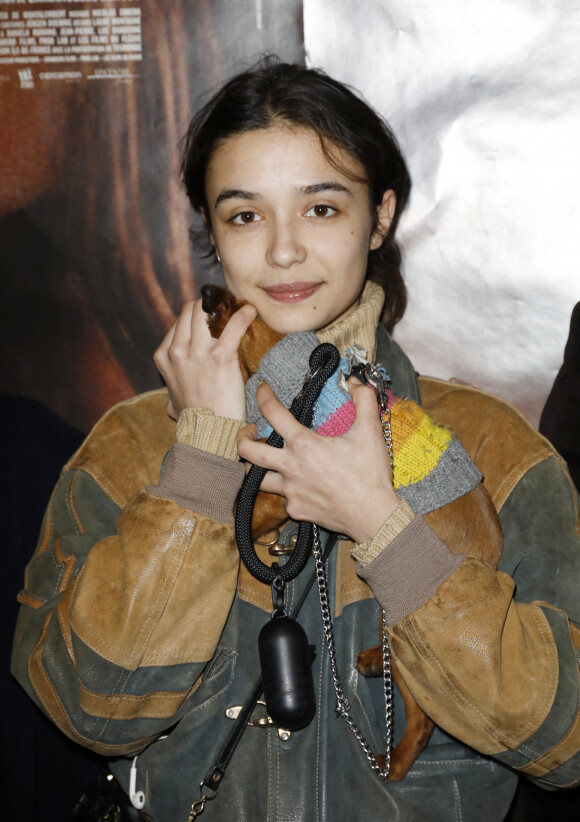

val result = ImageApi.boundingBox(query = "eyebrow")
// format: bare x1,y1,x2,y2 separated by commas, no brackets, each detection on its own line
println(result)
301,181,352,196
214,181,353,209
214,189,258,208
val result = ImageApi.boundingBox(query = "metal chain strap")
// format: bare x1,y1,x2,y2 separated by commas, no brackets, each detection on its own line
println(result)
311,378,396,781
313,524,393,781
380,405,394,466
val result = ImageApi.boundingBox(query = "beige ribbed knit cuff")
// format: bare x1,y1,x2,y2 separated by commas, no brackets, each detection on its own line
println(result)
176,408,244,461
355,516,465,625
351,499,415,565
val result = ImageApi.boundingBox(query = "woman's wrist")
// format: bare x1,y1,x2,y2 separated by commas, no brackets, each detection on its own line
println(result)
176,407,245,460
351,498,415,564
348,486,401,544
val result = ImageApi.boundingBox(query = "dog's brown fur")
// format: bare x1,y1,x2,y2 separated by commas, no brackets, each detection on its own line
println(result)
202,283,504,780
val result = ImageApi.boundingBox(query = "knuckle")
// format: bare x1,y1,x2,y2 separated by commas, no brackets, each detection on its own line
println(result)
356,383,375,401
167,344,187,364
284,498,300,520
211,346,230,367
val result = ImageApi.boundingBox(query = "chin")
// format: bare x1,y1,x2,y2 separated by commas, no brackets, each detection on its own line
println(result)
259,310,326,336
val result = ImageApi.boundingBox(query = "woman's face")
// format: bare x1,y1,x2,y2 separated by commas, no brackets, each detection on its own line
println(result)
205,125,394,334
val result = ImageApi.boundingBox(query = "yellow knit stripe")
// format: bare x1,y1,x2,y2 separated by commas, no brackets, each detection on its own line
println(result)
390,398,424,449
392,401,453,488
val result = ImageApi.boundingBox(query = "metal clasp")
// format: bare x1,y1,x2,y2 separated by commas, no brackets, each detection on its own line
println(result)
293,363,323,402
268,533,297,557
188,783,217,821
350,362,390,413
255,528,298,557
348,361,394,469
225,701,292,741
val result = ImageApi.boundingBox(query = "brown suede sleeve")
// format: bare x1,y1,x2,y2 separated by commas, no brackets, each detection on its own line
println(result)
147,443,245,524
70,490,240,668
388,558,559,755
355,515,464,625
12,392,247,752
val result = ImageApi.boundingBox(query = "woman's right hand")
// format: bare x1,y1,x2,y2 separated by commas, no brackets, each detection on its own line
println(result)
154,298,257,421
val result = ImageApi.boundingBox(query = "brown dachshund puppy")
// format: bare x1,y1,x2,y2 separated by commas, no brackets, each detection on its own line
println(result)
202,283,503,780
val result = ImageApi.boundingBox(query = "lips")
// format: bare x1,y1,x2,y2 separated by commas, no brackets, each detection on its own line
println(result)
261,282,321,303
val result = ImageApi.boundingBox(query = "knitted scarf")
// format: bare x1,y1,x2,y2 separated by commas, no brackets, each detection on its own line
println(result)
245,332,481,515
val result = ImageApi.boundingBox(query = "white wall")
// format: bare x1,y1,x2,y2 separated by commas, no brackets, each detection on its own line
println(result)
305,0,579,426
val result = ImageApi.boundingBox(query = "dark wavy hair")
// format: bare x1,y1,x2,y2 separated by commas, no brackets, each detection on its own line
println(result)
181,58,411,331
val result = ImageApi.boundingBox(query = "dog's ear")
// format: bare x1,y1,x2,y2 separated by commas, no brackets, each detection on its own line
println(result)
201,284,245,338
201,284,228,317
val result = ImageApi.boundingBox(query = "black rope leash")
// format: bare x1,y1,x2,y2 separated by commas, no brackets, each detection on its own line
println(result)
234,342,340,585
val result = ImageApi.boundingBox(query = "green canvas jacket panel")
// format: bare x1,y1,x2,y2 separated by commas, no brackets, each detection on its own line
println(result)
11,329,580,821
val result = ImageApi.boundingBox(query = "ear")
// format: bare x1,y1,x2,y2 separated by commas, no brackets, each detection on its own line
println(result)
200,207,215,247
369,190,396,251
201,210,221,261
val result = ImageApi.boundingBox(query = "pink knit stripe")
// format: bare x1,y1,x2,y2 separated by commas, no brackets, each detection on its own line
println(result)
316,401,356,437
385,388,398,410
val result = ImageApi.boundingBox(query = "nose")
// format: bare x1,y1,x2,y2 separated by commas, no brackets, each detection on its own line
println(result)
266,219,306,269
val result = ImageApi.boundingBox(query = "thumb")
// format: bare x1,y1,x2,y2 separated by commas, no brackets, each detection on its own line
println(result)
221,303,258,351
237,421,258,450
347,379,382,435
348,379,394,484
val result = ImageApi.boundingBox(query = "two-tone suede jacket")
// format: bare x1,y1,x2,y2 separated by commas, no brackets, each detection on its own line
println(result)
11,287,580,822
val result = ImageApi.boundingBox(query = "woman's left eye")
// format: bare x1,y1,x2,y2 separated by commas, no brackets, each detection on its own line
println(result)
231,211,262,225
305,204,337,218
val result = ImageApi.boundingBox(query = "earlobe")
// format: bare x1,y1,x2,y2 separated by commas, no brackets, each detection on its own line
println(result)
370,190,397,250
209,235,221,262
201,209,220,261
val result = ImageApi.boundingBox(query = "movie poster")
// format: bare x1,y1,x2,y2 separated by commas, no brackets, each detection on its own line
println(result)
0,0,304,432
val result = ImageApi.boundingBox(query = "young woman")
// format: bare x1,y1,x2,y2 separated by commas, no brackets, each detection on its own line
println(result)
12,60,580,822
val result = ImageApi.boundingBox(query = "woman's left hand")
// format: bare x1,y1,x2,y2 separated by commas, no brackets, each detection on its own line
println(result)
237,380,400,544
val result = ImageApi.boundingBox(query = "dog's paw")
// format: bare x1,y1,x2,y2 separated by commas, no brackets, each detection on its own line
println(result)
373,752,411,782
356,645,383,677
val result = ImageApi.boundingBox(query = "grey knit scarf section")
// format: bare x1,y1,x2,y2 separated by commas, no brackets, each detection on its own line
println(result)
396,438,482,515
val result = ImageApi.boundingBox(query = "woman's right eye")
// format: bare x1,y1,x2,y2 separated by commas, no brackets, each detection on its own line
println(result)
231,211,262,225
